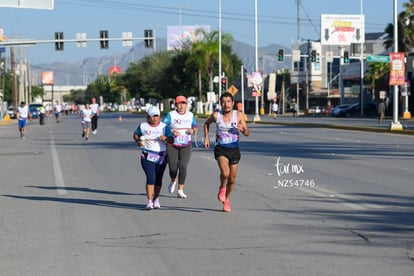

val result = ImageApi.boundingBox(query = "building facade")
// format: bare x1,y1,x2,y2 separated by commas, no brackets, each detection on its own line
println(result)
289,33,390,112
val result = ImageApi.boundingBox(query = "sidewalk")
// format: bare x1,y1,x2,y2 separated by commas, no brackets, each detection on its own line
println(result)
0,118,14,125
246,113,414,135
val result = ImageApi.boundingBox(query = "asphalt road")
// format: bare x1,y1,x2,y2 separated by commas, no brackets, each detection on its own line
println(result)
1,113,413,276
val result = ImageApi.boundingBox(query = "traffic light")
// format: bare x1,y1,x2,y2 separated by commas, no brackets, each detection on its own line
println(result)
278,49,284,62
221,77,228,92
310,50,316,62
100,30,109,49
344,51,349,63
144,29,153,48
55,32,64,51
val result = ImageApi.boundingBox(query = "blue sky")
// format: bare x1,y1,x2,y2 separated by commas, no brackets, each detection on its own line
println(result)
0,0,404,64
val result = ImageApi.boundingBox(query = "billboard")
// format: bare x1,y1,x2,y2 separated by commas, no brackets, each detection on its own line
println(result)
0,0,54,9
167,25,210,50
321,14,364,45
41,71,54,85
109,66,121,76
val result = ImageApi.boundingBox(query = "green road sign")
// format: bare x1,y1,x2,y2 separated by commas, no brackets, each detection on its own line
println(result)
367,55,390,63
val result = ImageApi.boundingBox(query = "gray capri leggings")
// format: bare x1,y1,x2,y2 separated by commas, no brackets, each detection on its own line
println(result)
166,145,192,184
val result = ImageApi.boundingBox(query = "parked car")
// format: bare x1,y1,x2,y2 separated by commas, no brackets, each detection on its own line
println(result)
335,103,377,117
7,106,16,119
308,106,324,115
330,104,351,117
28,103,44,119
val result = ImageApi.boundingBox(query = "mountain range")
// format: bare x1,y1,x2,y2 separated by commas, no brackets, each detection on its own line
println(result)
30,38,291,86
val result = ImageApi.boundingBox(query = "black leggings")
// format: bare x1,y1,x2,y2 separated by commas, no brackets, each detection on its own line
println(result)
166,145,192,184
91,116,98,131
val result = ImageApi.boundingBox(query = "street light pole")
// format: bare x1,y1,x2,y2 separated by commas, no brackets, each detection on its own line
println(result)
390,0,403,130
360,0,364,116
260,54,265,115
253,0,261,121
218,0,222,99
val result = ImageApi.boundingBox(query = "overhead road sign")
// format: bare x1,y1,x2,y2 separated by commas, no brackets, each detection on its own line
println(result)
367,55,390,63
321,14,365,45
0,0,54,9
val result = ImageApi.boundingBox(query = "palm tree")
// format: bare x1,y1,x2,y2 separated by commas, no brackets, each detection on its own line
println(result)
402,0,414,52
187,29,233,100
383,14,407,52
383,0,414,53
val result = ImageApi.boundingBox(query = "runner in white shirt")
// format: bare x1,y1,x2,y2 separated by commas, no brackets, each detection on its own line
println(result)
16,101,31,139
133,105,169,210
80,103,93,141
90,97,100,134
54,101,62,123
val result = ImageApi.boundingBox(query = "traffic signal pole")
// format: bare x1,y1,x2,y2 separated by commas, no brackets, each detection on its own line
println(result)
0,34,155,49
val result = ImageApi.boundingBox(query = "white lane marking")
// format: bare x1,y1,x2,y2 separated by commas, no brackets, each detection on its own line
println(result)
49,131,67,195
299,187,366,210
299,185,383,210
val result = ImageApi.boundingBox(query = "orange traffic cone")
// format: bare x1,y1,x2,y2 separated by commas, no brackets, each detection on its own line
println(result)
118,115,122,122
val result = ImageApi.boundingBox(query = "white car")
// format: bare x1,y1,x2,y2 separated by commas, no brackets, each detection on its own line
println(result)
308,106,323,115
6,106,16,119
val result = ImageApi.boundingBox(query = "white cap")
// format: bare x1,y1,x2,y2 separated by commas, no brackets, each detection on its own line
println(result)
147,105,160,117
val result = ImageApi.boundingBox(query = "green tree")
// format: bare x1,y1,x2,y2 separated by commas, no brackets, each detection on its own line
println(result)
124,51,174,101
366,62,390,99
1,71,13,104
30,85,44,100
163,49,198,99
188,29,234,99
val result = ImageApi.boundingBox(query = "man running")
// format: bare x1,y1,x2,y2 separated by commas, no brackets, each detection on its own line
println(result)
203,92,250,212
16,101,31,139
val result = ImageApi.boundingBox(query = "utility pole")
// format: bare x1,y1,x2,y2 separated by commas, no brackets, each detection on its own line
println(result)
260,54,265,115
11,47,18,109
296,0,301,41
19,47,25,103
253,0,261,121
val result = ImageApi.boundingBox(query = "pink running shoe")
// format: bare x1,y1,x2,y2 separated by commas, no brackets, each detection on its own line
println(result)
223,199,231,212
218,187,226,202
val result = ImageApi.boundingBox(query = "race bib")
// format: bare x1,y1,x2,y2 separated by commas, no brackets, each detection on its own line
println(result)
219,133,238,145
146,152,165,164
174,135,190,145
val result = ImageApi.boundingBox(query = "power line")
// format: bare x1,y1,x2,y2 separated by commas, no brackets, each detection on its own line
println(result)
57,0,387,31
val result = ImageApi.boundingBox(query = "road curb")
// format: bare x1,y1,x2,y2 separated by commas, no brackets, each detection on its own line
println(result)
0,119,16,126
249,120,414,136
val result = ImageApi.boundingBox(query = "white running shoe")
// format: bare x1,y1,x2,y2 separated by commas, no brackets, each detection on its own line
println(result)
177,190,187,199
146,200,153,210
153,198,161,209
168,181,177,194
92,130,97,135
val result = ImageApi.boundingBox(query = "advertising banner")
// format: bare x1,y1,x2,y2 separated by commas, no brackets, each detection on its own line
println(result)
389,52,405,86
